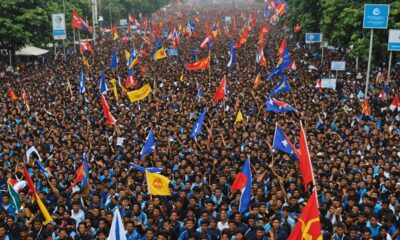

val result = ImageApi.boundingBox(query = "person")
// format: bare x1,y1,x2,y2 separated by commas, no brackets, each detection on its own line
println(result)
268,217,289,240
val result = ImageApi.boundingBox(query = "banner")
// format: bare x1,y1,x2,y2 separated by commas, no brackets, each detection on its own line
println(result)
52,13,66,40
127,84,152,103
315,78,337,90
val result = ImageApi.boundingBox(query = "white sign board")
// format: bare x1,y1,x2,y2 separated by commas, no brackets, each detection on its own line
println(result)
225,16,231,24
331,61,346,71
52,13,66,40
388,29,400,51
120,19,128,26
316,78,337,90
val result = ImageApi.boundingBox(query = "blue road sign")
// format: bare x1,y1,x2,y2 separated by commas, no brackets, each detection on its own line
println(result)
305,33,322,43
388,30,400,51
363,4,390,29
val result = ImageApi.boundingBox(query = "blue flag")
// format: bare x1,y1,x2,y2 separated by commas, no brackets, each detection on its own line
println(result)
110,46,118,69
269,74,291,97
36,160,52,179
130,163,162,173
227,38,236,68
266,97,297,113
272,124,298,158
99,69,108,94
79,69,85,94
267,47,291,80
81,155,89,190
190,109,207,139
167,48,178,56
231,159,252,213
140,128,155,160
193,48,198,61
196,81,203,98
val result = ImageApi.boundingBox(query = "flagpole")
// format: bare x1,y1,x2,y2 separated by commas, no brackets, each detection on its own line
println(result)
73,28,76,53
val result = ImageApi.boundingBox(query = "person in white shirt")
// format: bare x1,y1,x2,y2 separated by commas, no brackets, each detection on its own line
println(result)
71,201,85,227
217,209,229,231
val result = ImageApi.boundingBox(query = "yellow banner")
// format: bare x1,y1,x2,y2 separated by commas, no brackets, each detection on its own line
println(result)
127,84,152,103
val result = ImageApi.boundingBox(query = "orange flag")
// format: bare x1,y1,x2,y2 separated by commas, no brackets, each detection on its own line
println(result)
288,189,322,240
297,122,315,189
278,38,287,59
253,73,261,89
362,99,371,116
186,55,210,71
8,87,17,101
235,27,250,49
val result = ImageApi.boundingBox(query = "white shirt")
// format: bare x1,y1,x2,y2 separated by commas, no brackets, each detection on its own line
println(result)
71,209,85,227
217,221,229,231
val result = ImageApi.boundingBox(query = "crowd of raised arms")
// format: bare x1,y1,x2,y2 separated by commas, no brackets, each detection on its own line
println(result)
0,0,399,240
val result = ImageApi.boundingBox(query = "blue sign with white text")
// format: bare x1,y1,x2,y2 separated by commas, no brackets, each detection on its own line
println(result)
363,4,390,29
305,33,322,43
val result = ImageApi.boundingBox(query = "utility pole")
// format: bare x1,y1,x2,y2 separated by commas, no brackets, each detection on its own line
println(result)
92,0,98,40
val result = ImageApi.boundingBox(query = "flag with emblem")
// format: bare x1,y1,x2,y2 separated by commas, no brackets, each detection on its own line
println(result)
146,171,171,196
273,123,298,158
266,96,297,113
269,74,291,97
231,159,252,213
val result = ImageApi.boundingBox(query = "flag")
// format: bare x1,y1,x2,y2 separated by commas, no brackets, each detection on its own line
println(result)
79,69,85,94
235,26,250,49
234,110,243,124
36,160,52,179
100,95,117,125
81,155,90,193
190,109,207,139
231,159,252,213
72,9,92,33
273,124,298,158
130,163,162,173
390,96,400,111
379,89,387,101
288,189,322,240
211,20,219,38
142,16,148,31
8,87,17,101
34,192,53,225
110,47,118,69
186,55,210,71
270,74,291,97
125,70,136,88
287,61,297,71
152,20,161,37
298,122,316,188
146,171,171,196
200,35,212,48
154,46,167,60
7,180,22,213
213,76,226,102
253,73,261,89
362,99,371,116
278,38,287,58
111,26,119,40
128,13,140,28
80,37,93,54
66,165,84,192
266,48,291,79
23,167,35,195
127,84,152,103
125,48,139,69
99,69,108,95
108,208,127,240
266,97,297,113
294,23,300,33
82,56,91,71
22,91,29,110
110,78,119,102
224,25,230,37
67,78,73,98
140,128,155,160
227,39,236,68
196,81,203,97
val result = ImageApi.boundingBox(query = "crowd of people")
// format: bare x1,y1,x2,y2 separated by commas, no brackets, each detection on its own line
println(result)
0,0,399,239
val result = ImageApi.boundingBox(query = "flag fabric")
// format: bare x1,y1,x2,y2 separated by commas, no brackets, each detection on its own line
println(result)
100,95,117,125
80,38,93,54
196,81,203,98
79,69,85,94
22,91,29,107
110,47,118,69
287,61,297,71
146,171,171,196
8,179,26,193
231,159,252,213
256,48,267,67
234,110,243,124
186,55,210,71
298,122,316,188
126,48,139,69
8,87,17,101
269,74,291,97
128,13,140,28
152,20,161,37
379,89,387,101
154,46,167,60
125,70,136,88
390,96,400,111
278,38,287,58
99,69,108,94
266,97,297,113
81,155,90,192
36,160,52,179
288,189,322,240
200,35,212,48
110,78,119,102
111,26,119,40
23,167,35,195
362,99,371,116
66,164,85,192
72,10,92,32
190,109,207,139
130,163,162,173
213,76,226,102
34,192,53,225
140,128,155,160
7,180,22,213
227,39,236,68
82,56,91,71
127,84,152,103
108,208,127,240
267,47,291,79
235,26,250,49
211,20,219,38
253,73,261,89
273,124,298,158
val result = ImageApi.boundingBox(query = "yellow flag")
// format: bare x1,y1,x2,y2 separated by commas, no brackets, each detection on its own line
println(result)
234,110,243,124
110,78,119,102
179,71,184,81
34,192,53,225
178,24,182,31
146,171,171,196
82,56,91,71
67,79,73,98
125,49,139,69
154,47,167,60
127,84,152,103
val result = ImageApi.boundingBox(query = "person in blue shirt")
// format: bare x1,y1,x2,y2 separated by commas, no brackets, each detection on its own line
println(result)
178,218,196,240
366,214,382,238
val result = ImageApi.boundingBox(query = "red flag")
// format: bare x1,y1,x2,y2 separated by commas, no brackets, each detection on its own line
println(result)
23,167,36,195
294,23,301,33
152,20,160,37
278,38,287,58
288,189,322,240
231,172,248,191
143,17,148,31
253,73,261,89
22,92,29,105
362,99,371,116
390,96,400,111
125,73,136,88
80,37,93,54
129,13,140,28
66,165,84,192
235,27,250,49
249,13,256,29
71,10,93,33
231,16,237,36
287,61,297,71
186,55,210,71
100,95,116,125
213,76,226,102
8,87,17,101
297,122,315,189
